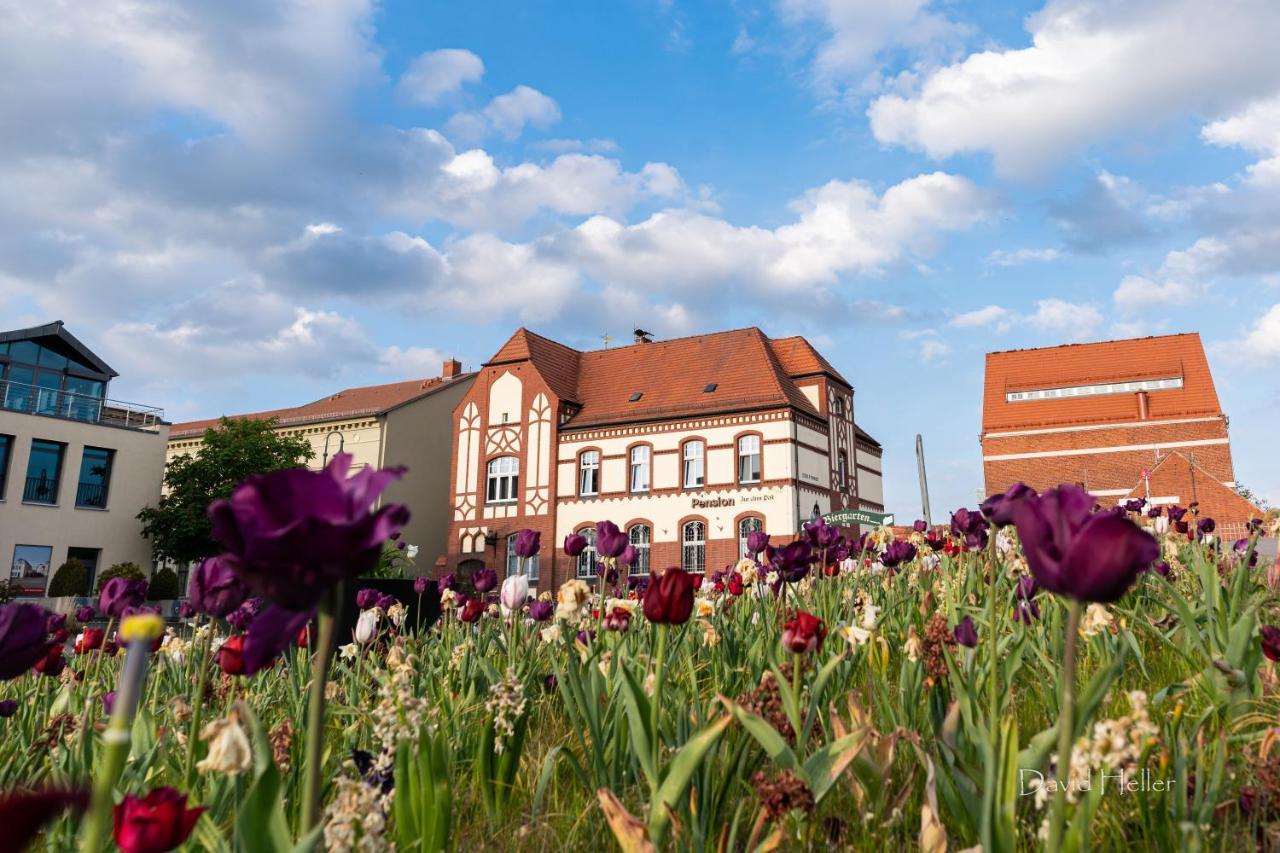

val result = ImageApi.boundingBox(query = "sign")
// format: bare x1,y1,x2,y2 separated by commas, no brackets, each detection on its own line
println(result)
819,508,895,528
692,496,736,509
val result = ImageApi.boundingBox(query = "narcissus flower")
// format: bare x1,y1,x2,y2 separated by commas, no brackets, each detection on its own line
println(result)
953,616,978,648
113,787,204,853
1012,485,1158,603
642,568,696,624
781,610,826,654
513,529,541,558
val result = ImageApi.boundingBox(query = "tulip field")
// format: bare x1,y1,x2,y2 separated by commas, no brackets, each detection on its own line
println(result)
2,456,1280,851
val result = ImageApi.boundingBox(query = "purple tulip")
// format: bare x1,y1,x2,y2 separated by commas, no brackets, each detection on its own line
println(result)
881,539,918,568
1151,560,1171,578
0,699,17,717
596,521,629,559
1147,506,1163,519
75,606,95,623
1016,575,1038,599
178,601,196,619
746,530,770,555
413,576,432,595
950,508,990,550
980,483,1037,527
376,593,398,611
226,597,264,632
543,673,558,693
619,545,639,568
45,613,66,635
953,616,978,648
1262,626,1280,661
1012,485,1158,603
1198,517,1216,535
563,534,588,557
1167,505,1188,523
0,603,54,680
1122,498,1146,514
1013,599,1040,624
208,453,409,612
355,588,380,610
514,529,541,559
802,517,841,550
241,608,315,675
772,541,814,582
472,568,498,594
528,600,554,622
438,573,457,591
102,691,116,716
99,577,147,620
189,556,250,618
913,519,928,533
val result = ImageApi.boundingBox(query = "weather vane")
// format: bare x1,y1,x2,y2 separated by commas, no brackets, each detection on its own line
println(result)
602,333,613,348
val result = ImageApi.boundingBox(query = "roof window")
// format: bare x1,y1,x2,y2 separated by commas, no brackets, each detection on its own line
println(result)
703,383,718,393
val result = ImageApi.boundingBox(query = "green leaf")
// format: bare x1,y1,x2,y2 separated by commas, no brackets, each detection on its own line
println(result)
647,714,732,842
800,729,868,804
618,664,657,787
724,700,799,772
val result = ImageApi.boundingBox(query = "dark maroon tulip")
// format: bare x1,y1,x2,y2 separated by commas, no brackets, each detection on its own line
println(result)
226,598,263,632
953,616,978,648
1013,599,1040,624
781,610,826,654
981,483,1037,527
1016,575,1037,599
746,530,770,555
1012,485,1158,603
113,787,204,853
950,508,990,550
75,628,105,654
563,534,588,557
413,576,432,595
0,603,55,680
881,539,917,568
1167,505,1188,522
472,568,498,594
240,607,314,675
1261,626,1280,662
33,645,65,677
596,521,629,559
460,598,484,623
642,568,696,624
75,605,95,623
1122,499,1146,514
514,529,541,559
208,453,409,612
603,607,632,632
0,788,89,852
528,600,554,621
99,577,147,620
0,699,16,717
772,541,814,582
188,555,250,619
1198,517,1216,536
355,588,380,610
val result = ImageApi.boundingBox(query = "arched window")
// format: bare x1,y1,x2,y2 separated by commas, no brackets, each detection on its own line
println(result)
579,450,600,496
486,456,519,504
737,435,761,484
738,516,763,559
627,524,651,576
682,440,704,489
629,445,650,493
506,533,540,583
681,520,705,574
576,527,598,578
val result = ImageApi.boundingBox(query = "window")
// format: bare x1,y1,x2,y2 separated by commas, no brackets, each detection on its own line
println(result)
576,527,598,578
832,396,845,418
0,434,11,500
1005,376,1183,403
67,547,101,592
628,524,651,575
738,517,763,559
682,440,704,489
837,450,849,490
737,435,761,484
506,534,540,583
486,456,519,504
579,450,600,496
3,363,34,411
681,521,705,574
629,445,650,493
10,544,53,594
76,446,114,509
24,439,65,504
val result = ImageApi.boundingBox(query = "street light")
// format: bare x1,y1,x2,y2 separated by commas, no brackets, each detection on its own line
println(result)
321,429,345,466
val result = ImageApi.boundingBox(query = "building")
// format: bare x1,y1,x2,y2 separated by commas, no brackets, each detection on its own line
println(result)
0,322,168,596
167,360,475,571
443,327,883,590
981,333,1261,536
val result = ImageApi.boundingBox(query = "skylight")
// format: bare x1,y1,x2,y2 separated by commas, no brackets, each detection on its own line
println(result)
1005,376,1183,403
703,383,717,393
629,392,643,402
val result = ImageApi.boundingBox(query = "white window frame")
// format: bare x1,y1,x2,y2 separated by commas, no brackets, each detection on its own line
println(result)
682,520,705,574
682,440,705,489
486,456,519,504
737,435,761,484
579,450,600,497
628,524,651,576
575,527,598,578
506,533,540,583
629,445,650,493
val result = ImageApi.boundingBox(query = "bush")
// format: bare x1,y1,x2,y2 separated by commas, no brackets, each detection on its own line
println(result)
95,562,147,594
147,567,180,601
0,579,16,604
47,558,89,598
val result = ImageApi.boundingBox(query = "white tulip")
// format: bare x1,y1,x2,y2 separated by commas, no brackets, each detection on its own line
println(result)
501,574,530,615
354,609,379,644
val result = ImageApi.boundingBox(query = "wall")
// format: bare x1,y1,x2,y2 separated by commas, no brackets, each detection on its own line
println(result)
0,409,168,595
166,417,385,474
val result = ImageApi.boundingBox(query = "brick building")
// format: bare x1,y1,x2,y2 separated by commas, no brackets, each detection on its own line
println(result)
981,333,1261,535
443,327,883,590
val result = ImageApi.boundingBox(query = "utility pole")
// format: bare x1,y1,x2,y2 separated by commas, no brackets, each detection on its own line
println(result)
916,433,932,526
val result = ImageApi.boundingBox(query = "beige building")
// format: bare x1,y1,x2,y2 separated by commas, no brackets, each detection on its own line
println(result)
167,360,475,571
1,322,168,597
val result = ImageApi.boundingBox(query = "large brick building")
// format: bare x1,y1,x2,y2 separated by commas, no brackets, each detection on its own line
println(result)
981,333,1261,535
443,327,883,590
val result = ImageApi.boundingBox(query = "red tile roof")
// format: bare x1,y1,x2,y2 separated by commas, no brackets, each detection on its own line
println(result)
169,374,474,440
982,333,1223,434
489,327,850,429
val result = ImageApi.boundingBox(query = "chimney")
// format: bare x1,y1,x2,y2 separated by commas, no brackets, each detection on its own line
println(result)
442,358,462,380
1136,390,1150,420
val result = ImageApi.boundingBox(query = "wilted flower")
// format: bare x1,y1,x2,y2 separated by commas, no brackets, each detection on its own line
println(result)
1079,603,1114,638
643,568,696,624
556,579,592,622
782,610,827,654
197,714,253,776
838,624,871,646
188,556,250,618
500,574,529,615
113,787,205,853
953,616,978,648
99,577,147,620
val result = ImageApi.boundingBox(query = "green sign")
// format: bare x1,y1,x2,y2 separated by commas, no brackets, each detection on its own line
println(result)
820,508,895,528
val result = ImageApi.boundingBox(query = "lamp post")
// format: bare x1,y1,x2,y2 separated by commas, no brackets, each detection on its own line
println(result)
321,429,345,467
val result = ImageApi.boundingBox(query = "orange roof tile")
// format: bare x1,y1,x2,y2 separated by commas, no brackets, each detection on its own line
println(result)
982,333,1223,434
768,336,851,386
168,374,474,440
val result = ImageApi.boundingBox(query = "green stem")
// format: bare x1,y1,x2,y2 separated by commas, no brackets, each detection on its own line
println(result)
650,623,669,796
981,540,1000,846
301,588,341,833
1047,599,1083,853
182,621,215,788
81,639,151,852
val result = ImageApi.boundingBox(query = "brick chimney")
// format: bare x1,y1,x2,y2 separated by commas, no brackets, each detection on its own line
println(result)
1135,390,1150,420
442,358,462,380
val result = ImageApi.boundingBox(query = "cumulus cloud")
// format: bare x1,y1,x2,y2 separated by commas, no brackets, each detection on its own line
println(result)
868,0,1280,176
1203,95,1280,186
947,299,1101,341
949,305,1012,329
446,85,561,141
1113,275,1200,312
1231,303,1280,361
397,48,484,105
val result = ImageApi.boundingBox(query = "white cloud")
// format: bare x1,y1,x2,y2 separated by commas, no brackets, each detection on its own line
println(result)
446,85,561,141
985,247,1060,267
949,305,1012,329
397,48,485,106
1203,95,1280,186
1027,298,1103,340
868,0,1280,176
1113,275,1200,312
1232,303,1280,360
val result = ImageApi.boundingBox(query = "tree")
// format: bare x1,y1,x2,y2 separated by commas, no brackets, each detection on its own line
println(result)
48,559,89,598
1235,483,1272,510
138,417,314,564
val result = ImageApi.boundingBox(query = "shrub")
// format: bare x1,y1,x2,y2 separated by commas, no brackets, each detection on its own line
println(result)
0,579,16,604
147,567,181,601
47,558,90,598
95,562,147,594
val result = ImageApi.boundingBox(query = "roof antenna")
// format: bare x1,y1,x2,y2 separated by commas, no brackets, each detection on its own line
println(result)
601,333,613,348
633,328,653,344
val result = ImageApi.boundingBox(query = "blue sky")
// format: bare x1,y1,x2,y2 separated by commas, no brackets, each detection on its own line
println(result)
2,0,1279,521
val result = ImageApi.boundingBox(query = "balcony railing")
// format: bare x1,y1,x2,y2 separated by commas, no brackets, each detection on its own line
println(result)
23,476,58,504
76,481,108,509
0,379,163,430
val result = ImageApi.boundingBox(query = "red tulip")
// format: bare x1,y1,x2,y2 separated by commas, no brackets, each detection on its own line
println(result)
727,573,744,596
217,635,247,676
781,610,826,654
113,787,204,853
75,628,105,654
642,568,695,625
33,645,65,677
1262,626,1280,662
460,598,485,623
295,625,311,648
603,607,632,632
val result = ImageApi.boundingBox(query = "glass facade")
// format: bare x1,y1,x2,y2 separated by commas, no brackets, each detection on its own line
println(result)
0,434,10,500
76,446,113,509
24,439,64,504
1,337,107,420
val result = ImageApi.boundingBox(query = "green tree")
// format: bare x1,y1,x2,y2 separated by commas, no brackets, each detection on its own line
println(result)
138,417,314,564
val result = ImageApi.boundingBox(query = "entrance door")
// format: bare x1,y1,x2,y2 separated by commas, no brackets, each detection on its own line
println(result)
67,547,101,593
458,559,485,584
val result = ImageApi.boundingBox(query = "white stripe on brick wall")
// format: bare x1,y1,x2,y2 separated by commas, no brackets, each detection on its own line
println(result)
982,437,1228,462
983,416,1223,440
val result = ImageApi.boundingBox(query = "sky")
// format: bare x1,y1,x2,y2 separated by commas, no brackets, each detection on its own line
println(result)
2,0,1279,523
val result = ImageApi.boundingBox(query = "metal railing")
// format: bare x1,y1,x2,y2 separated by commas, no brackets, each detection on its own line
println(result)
75,481,108,508
23,475,58,504
0,379,163,430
